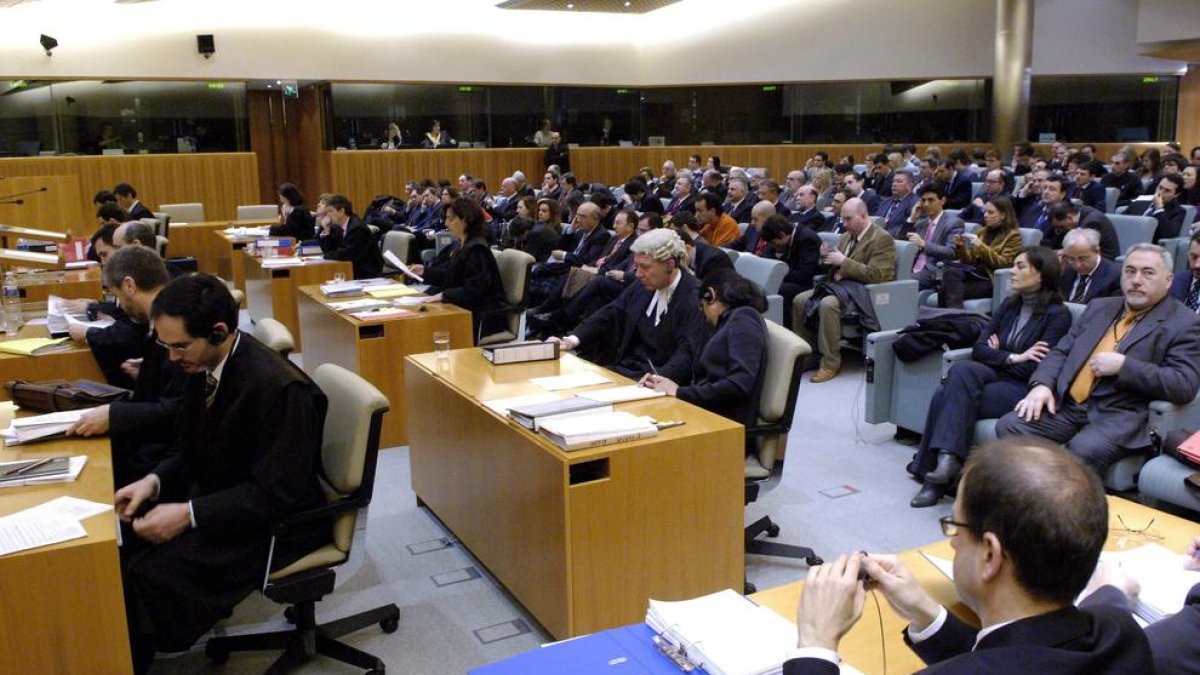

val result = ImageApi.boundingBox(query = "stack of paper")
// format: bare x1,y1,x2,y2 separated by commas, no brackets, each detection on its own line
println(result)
0,456,87,487
349,307,413,320
260,256,305,268
0,337,72,356
224,226,271,238
383,250,424,282
577,385,667,404
529,372,611,391
0,495,111,556
327,298,392,313
365,284,422,299
645,589,803,675
507,398,612,430
1173,429,1200,466
46,294,114,337
537,410,658,450
2,410,86,445
1101,544,1200,623
319,281,364,297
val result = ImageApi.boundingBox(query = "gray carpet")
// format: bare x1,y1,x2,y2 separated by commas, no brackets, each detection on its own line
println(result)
151,349,951,674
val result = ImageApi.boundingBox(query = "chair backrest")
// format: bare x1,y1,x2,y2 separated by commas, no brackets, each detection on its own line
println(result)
252,317,296,356
817,231,841,249
151,212,171,238
963,222,979,234
751,321,812,472
1109,214,1158,257
155,235,168,258
382,231,414,269
943,209,962,222
1018,227,1043,247
1183,205,1197,229
1104,187,1119,213
737,222,748,235
434,229,454,255
894,240,918,281
723,248,740,264
734,253,788,294
236,204,279,221
159,202,205,224
971,182,984,199
1065,301,1087,324
493,248,535,307
312,364,389,554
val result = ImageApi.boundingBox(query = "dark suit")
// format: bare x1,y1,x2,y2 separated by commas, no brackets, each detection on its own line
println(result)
129,201,154,221
1019,199,1049,232
520,222,561,264
724,197,756,225
876,193,918,237
84,307,146,390
1059,258,1122,304
593,234,635,274
1169,272,1200,312
665,193,696,216
1145,582,1200,675
560,226,612,268
1072,181,1107,211
269,208,315,242
1047,206,1121,260
543,143,570,173
783,587,1152,675
692,240,734,281
638,194,665,215
1102,171,1142,209
912,300,1072,475
871,170,894,198
789,207,827,234
944,171,974,209
772,223,822,326
910,213,966,290
320,216,383,279
572,270,705,383
858,189,882,215
122,334,328,656
677,306,767,425
732,225,764,255
1127,199,1187,242
423,236,507,340
958,191,1010,225
110,334,187,488
996,296,1200,473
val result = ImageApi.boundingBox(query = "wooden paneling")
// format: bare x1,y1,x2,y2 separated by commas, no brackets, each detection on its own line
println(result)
1177,65,1200,158
0,175,84,234
0,153,260,227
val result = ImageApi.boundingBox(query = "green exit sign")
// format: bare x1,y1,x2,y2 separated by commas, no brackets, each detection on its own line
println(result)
616,88,631,94
458,86,475,93
207,82,225,90
762,85,778,92
1143,76,1160,84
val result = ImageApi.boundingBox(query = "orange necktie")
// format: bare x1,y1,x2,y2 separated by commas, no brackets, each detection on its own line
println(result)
1068,310,1140,404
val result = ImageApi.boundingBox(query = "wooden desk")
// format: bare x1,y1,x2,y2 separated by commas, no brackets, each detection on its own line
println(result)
16,267,103,303
243,255,352,353
169,219,277,277
750,496,1199,674
405,351,745,639
297,286,472,447
0,404,131,674
0,322,104,402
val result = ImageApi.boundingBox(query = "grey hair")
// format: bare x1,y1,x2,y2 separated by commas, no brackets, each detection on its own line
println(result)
1062,227,1100,250
630,227,686,267
1125,242,1172,270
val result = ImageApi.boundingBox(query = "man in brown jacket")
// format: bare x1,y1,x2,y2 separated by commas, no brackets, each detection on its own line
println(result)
792,197,896,382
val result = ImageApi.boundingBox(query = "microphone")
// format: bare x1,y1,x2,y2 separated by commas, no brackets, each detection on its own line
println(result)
0,187,48,202
0,199,24,205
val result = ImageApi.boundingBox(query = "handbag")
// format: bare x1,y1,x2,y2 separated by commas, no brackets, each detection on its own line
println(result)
4,379,132,413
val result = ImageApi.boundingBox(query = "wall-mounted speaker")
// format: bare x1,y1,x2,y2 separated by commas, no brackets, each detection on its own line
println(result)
197,34,215,59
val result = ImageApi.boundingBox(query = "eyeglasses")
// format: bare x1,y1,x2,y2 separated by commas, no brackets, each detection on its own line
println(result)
939,516,974,537
1113,514,1163,540
155,337,197,353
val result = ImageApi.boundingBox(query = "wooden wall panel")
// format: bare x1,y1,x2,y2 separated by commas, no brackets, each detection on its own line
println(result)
0,176,83,234
0,153,260,228
1177,65,1200,158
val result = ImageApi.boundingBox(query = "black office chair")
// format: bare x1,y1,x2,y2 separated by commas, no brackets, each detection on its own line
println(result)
744,321,823,594
205,364,399,673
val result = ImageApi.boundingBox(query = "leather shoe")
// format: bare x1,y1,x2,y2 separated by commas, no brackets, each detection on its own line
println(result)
905,459,920,479
810,368,839,384
799,355,821,373
910,482,946,508
925,452,962,486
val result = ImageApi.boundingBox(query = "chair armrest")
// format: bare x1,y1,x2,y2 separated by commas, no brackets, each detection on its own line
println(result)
941,348,973,380
272,495,366,538
1149,394,1200,436
765,295,783,325
867,279,919,331
864,329,902,424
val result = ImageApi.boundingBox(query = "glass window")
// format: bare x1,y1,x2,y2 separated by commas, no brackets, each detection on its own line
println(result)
329,83,487,149
1029,75,1177,143
0,80,56,156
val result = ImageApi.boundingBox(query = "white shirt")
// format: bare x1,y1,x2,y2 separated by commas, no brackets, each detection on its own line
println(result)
645,269,682,326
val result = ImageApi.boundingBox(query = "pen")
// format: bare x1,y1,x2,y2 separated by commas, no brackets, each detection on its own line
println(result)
646,358,658,376
8,457,52,477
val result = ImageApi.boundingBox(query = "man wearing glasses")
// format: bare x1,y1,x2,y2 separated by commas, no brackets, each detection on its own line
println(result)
113,274,328,673
784,438,1153,674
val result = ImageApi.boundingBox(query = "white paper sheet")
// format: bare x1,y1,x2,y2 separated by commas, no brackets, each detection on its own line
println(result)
0,511,87,556
529,372,611,391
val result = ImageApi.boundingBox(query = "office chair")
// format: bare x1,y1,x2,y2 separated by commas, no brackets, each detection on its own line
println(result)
744,321,822,593
733,254,788,325
381,231,414,274
159,202,206,224
252,317,296,356
205,364,399,673
478,248,534,345
237,204,280,221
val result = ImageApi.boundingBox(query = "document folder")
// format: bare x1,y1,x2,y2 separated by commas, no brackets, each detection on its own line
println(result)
470,623,706,675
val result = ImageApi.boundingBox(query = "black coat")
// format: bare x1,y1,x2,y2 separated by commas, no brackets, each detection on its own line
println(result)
422,236,507,340
85,306,146,390
109,334,187,488
677,306,767,425
319,216,383,279
1145,583,1200,675
544,143,570,173
692,240,735,281
1127,199,1187,242
269,207,315,242
1059,258,1122,304
972,298,1073,382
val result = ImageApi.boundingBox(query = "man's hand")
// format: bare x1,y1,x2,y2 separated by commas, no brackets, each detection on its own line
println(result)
121,358,143,380
1014,384,1056,422
67,322,90,343
796,554,867,651
547,335,579,351
861,555,942,630
823,249,846,267
131,503,191,544
59,298,91,315
605,270,625,281
550,250,566,261
1081,560,1140,605
409,264,425,276
987,334,1000,350
581,265,598,275
114,475,158,522
68,404,110,436
1012,341,1050,365
638,373,679,396
906,231,926,249
1089,352,1125,377
1185,535,1200,571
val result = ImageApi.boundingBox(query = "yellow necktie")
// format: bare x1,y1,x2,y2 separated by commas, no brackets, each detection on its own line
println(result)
1068,311,1139,404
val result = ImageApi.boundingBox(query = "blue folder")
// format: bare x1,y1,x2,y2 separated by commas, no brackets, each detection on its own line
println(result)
470,622,710,675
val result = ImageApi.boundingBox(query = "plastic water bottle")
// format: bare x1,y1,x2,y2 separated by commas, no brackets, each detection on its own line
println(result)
2,271,20,334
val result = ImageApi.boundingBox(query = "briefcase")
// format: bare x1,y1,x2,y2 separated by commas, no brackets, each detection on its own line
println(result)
4,379,132,413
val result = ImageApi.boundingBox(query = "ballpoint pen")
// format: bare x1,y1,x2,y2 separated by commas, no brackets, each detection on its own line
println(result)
3,456,52,477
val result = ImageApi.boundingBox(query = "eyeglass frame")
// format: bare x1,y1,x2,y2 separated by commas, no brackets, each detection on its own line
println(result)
155,337,199,354
939,516,974,537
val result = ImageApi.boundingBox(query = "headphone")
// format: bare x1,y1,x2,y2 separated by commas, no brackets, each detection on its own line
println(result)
208,326,229,345
701,288,716,304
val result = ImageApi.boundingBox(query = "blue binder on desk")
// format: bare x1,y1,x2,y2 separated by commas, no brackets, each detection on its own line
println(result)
470,623,708,675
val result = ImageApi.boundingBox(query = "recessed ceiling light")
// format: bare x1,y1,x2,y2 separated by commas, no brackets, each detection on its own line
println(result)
624,1,631,5
566,3,573,8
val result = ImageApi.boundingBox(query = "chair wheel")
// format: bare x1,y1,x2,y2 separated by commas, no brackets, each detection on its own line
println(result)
806,555,824,567
284,606,297,624
205,642,229,664
744,582,757,594
766,524,781,538
380,616,400,634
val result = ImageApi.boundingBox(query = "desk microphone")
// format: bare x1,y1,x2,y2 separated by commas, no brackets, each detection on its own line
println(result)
0,186,48,203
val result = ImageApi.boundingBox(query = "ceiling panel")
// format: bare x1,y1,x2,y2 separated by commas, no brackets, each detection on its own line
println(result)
496,0,679,14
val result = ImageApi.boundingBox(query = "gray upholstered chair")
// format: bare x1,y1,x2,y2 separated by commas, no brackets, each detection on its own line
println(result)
1109,214,1158,256
478,248,535,345
252,317,296,356
159,202,206,224
236,204,280,221
381,231,414,273
734,253,788,324
205,364,398,672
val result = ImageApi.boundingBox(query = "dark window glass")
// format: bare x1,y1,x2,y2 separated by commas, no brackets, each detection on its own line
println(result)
1028,75,1178,143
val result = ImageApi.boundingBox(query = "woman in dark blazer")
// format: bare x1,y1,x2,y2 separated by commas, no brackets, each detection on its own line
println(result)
641,269,768,426
522,198,563,263
270,183,315,241
910,246,1072,507
411,197,506,342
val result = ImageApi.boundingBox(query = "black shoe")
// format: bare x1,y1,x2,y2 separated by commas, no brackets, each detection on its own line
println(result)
894,428,922,446
800,355,821,373
905,459,924,483
925,452,962,486
910,482,946,508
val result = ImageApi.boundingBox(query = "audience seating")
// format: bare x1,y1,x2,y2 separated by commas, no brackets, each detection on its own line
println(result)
151,212,171,237
158,202,205,224
479,248,534,345
1104,187,1119,214
236,204,280,221
1183,205,1197,231
814,232,919,336
381,231,414,274
1109,214,1158,255
723,249,740,264
734,253,788,325
744,320,822,593
205,364,399,673
252,317,296,356
1159,236,1190,274
919,227,1042,313
154,235,168,258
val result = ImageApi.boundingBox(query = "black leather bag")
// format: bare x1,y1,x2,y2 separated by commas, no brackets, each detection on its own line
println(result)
4,379,131,413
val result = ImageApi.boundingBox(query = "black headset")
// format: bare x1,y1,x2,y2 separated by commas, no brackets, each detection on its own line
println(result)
208,326,229,345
